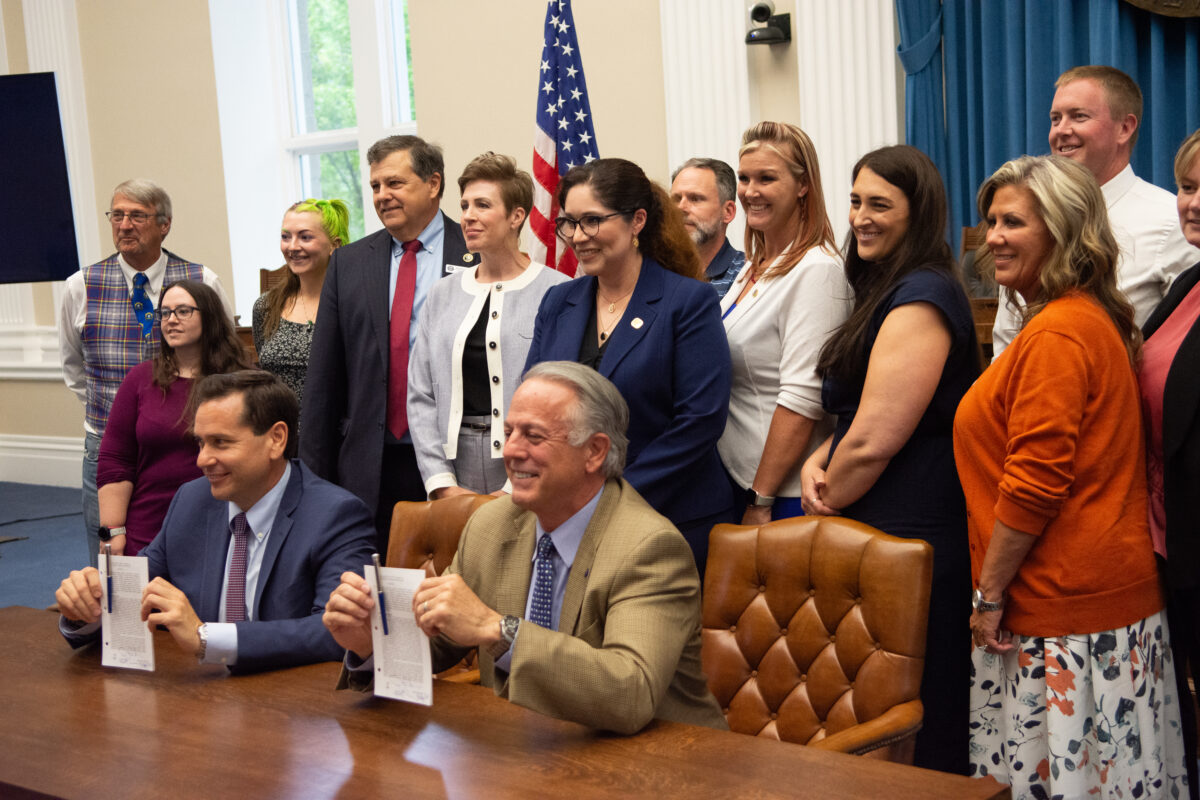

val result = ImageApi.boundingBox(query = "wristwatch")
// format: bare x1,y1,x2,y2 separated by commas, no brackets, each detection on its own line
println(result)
486,615,520,660
195,622,209,662
98,526,127,541
971,588,1004,613
744,489,776,508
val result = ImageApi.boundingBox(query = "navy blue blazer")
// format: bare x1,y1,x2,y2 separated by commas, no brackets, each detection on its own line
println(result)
1143,261,1200,589
140,460,375,672
524,259,733,528
300,213,471,515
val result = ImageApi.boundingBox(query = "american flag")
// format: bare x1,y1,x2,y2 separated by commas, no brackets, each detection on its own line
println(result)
530,0,599,276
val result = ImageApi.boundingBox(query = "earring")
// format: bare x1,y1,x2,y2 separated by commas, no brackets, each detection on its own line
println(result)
632,235,639,249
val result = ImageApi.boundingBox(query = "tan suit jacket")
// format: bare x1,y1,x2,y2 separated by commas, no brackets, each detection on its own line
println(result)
437,478,727,734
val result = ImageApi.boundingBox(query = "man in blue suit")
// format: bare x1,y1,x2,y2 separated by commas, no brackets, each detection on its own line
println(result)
55,371,376,673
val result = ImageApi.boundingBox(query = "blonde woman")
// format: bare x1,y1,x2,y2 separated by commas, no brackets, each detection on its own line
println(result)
718,122,849,524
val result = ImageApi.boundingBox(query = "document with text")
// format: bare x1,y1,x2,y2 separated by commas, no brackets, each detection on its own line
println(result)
99,555,154,672
366,565,432,706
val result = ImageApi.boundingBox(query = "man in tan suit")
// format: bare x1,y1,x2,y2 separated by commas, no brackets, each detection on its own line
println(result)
324,361,726,734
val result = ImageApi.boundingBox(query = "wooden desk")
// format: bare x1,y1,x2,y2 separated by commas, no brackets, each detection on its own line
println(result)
0,607,1007,799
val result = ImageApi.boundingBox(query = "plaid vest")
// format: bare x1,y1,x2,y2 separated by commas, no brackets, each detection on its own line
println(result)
81,252,203,432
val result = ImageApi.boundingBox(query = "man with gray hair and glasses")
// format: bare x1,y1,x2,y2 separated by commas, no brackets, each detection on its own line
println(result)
324,361,727,734
670,157,745,298
58,178,233,564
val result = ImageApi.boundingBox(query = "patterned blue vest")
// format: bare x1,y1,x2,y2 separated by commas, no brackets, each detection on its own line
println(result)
81,251,203,432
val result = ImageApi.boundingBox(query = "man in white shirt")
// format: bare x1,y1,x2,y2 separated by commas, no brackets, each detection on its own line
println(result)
991,65,1199,357
58,179,233,564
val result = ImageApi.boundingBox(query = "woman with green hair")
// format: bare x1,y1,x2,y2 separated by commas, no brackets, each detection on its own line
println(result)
253,198,349,409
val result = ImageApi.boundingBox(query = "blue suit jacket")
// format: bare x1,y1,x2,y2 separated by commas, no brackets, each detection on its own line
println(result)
524,259,734,528
139,460,375,672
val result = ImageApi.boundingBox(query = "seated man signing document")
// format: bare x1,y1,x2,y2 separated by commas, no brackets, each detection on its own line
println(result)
323,361,727,734
55,371,376,673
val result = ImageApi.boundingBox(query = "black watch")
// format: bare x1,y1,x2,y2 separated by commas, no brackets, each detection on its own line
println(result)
486,615,520,660
98,526,126,542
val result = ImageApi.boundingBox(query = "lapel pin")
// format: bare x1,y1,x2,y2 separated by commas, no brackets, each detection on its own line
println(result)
463,253,474,263
631,317,644,329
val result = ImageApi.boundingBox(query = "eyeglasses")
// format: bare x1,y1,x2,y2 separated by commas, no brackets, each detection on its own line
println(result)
106,210,157,224
554,211,629,239
156,305,198,321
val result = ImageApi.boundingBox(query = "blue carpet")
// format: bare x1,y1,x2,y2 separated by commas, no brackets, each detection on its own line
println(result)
0,482,88,609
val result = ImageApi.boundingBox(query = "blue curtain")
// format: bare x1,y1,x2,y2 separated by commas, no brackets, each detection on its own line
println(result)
899,0,1200,250
896,0,948,184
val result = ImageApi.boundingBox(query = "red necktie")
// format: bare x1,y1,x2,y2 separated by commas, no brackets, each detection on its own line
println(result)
226,512,249,623
387,240,421,439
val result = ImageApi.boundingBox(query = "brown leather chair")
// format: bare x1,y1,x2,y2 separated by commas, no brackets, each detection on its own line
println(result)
260,265,289,294
385,493,496,683
702,515,933,763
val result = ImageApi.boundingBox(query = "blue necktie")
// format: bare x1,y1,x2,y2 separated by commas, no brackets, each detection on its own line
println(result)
131,272,155,341
529,535,557,629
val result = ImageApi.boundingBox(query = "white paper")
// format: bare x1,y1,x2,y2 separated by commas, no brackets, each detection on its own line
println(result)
366,565,432,705
99,555,155,672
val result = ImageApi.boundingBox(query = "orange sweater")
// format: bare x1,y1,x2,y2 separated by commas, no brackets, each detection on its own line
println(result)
953,292,1161,636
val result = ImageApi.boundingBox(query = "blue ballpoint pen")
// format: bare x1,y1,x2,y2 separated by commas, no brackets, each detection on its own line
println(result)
372,553,389,635
103,542,113,613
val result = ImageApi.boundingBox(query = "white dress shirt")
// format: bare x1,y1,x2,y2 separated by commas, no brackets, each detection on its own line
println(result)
992,164,1200,358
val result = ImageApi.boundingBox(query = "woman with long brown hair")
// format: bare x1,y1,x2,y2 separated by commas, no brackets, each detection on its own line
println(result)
802,145,979,773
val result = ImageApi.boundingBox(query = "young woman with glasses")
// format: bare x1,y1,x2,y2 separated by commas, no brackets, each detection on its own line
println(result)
96,280,248,555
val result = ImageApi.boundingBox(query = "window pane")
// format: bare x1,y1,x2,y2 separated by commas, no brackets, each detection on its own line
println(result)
289,0,356,134
389,0,415,124
298,149,366,243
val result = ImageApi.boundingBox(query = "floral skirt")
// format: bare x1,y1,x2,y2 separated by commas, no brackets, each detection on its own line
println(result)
969,610,1188,799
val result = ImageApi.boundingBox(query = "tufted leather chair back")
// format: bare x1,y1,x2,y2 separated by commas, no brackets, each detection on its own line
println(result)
702,516,933,762
385,494,496,576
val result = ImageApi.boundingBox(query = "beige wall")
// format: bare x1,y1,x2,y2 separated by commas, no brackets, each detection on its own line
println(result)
0,0,227,440
75,0,232,294
408,0,670,210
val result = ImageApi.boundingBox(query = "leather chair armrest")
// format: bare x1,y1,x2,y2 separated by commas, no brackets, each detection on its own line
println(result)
438,668,481,685
806,700,924,756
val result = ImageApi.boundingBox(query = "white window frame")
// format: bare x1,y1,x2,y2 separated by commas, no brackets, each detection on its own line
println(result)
209,0,416,321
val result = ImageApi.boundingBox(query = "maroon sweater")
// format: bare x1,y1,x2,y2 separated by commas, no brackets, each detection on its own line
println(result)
97,361,199,554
